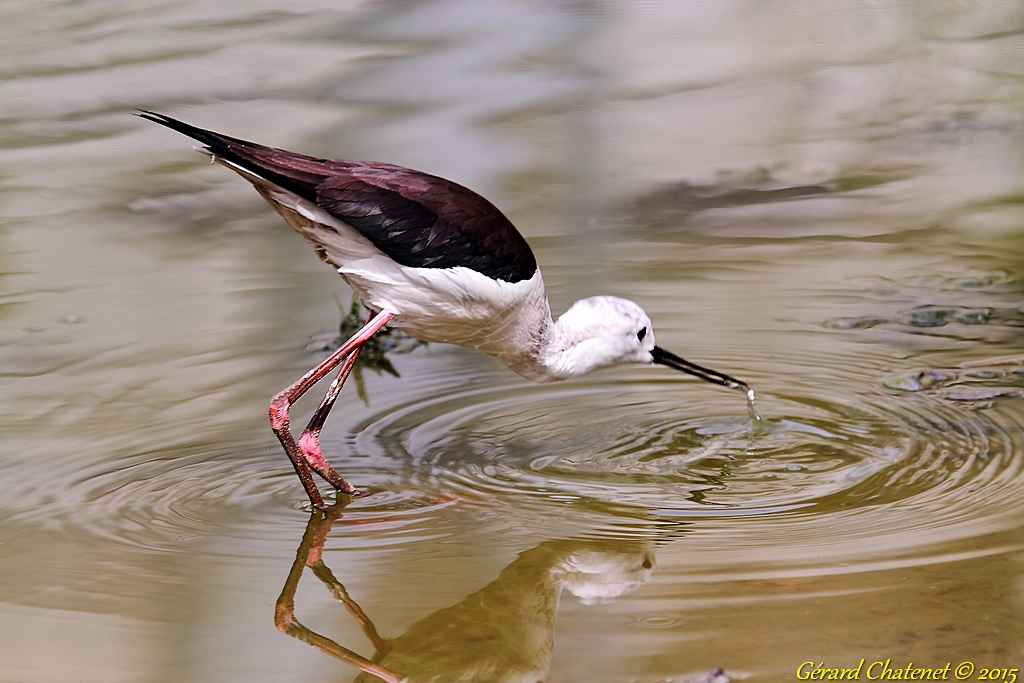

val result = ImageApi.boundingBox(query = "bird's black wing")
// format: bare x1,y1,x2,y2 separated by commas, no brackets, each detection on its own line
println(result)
138,111,537,283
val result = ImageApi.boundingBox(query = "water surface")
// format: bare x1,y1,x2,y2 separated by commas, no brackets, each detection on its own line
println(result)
2,1,1024,681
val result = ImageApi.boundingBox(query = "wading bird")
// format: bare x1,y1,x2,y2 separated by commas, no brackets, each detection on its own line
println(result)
139,112,752,509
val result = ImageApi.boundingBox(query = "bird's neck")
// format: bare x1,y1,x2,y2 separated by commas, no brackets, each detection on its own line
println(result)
489,314,561,384
465,286,602,383
535,314,600,381
503,303,603,383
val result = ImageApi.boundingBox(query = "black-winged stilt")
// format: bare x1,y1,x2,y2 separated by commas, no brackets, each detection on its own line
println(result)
139,111,754,510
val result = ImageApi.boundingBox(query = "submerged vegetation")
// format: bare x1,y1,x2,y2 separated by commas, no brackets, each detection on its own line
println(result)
307,296,426,404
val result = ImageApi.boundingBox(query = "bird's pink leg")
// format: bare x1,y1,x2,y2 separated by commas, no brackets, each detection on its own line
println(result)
269,309,394,508
295,331,366,492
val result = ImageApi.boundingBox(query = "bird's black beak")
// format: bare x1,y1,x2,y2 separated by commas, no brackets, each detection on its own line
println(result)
651,346,749,392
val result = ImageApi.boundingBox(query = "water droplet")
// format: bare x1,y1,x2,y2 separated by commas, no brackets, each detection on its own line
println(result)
743,387,761,422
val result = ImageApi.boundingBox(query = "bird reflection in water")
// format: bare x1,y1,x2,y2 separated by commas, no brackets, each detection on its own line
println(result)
275,505,726,683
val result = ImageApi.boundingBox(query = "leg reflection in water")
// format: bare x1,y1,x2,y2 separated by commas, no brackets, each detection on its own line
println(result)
275,505,708,683
274,504,401,683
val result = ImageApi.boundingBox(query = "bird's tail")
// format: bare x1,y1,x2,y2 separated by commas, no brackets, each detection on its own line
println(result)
135,110,325,202
135,110,240,157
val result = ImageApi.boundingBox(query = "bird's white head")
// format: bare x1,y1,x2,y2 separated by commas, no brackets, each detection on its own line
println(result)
545,296,749,393
545,296,655,378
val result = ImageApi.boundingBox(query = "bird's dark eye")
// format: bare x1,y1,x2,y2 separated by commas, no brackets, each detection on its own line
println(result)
637,327,647,341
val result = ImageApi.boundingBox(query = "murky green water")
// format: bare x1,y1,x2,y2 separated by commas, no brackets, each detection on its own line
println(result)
2,2,1024,681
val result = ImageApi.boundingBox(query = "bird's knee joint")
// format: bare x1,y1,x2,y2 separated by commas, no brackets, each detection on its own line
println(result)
297,432,330,469
273,604,294,632
269,398,290,430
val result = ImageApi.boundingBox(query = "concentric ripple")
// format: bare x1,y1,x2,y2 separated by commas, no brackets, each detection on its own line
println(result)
14,358,1024,564
335,369,1024,554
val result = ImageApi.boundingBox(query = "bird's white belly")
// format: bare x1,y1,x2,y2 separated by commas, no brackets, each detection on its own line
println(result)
251,180,555,377
342,258,550,357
